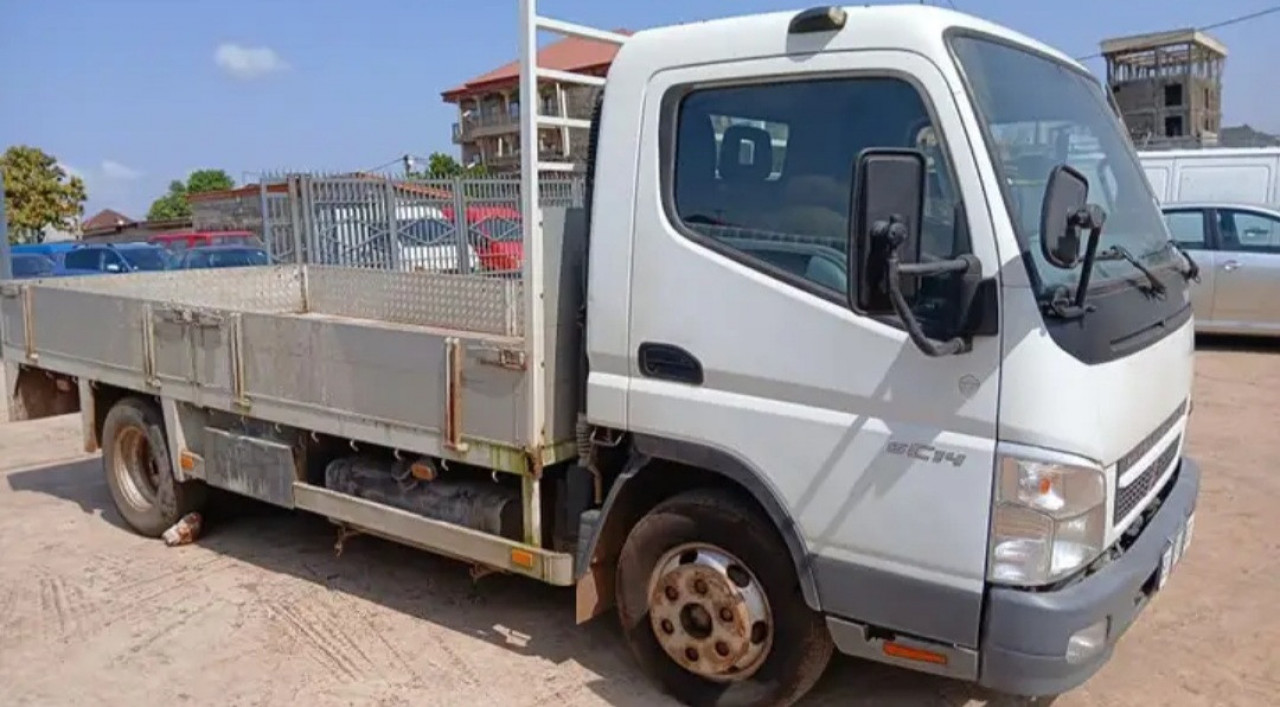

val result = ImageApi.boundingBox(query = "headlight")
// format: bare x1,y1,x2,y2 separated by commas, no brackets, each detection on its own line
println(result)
989,454,1106,586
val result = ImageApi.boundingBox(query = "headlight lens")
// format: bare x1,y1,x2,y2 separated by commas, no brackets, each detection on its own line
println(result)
989,455,1106,586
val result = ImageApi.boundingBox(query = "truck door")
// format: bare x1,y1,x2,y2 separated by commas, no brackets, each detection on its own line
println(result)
1210,206,1280,333
625,50,1002,646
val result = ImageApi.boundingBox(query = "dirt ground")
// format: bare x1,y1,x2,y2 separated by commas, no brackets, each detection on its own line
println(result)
1,340,1277,707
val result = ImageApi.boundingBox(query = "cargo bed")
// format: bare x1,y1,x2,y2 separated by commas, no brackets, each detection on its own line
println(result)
0,211,584,475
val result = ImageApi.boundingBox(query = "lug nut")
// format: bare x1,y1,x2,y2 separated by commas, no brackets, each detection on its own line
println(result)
664,585,679,601
685,647,699,662
660,619,675,635
719,608,734,623
715,641,730,657
693,578,708,595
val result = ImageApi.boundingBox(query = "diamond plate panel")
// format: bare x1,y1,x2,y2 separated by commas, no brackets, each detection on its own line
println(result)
305,266,523,336
43,266,305,313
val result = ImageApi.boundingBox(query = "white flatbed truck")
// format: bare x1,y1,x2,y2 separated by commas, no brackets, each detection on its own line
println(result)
1,3,1202,705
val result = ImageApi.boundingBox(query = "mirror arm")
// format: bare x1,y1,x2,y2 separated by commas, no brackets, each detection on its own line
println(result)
875,217,973,358
1069,205,1107,310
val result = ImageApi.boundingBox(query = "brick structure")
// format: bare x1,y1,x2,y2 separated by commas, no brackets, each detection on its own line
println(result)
442,31,631,172
1101,29,1227,148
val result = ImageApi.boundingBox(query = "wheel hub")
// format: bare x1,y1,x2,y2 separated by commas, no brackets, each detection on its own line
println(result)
647,543,772,682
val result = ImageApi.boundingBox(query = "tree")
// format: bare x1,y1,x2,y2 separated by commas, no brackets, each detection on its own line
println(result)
1,145,87,244
413,152,488,179
146,169,235,222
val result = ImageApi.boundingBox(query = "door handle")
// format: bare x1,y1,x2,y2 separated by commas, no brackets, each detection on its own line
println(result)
1222,260,1242,272
638,342,704,385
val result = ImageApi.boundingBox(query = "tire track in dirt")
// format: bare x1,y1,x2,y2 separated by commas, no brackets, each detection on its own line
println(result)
0,572,97,644
265,596,383,682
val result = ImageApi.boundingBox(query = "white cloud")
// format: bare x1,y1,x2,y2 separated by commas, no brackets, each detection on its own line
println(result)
214,42,289,80
100,160,141,181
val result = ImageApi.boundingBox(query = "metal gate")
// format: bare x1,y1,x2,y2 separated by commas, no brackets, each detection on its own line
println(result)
258,172,583,278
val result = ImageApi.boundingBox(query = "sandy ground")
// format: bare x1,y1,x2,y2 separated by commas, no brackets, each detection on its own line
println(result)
0,341,1277,707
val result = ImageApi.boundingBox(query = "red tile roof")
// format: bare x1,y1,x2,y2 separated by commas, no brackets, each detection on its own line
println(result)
82,208,135,231
442,30,632,100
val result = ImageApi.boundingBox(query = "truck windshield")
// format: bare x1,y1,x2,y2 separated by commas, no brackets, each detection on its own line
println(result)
949,34,1178,296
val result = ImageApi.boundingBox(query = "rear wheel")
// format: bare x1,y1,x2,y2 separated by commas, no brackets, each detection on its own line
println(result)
616,489,833,707
102,397,206,537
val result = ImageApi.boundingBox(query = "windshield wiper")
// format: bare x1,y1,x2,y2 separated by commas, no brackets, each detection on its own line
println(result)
1167,240,1202,282
1096,245,1166,296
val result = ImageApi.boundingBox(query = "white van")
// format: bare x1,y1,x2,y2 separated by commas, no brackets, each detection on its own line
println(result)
1138,147,1280,205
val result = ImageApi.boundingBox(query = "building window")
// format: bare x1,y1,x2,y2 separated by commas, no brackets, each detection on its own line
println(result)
1164,84,1183,107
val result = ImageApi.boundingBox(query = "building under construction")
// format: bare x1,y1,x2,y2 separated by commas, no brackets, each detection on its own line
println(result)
1101,28,1227,148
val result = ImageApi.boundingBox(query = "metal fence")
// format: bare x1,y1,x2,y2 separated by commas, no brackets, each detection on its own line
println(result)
258,173,585,278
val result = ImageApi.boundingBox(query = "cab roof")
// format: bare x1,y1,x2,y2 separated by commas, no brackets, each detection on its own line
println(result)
613,4,1083,78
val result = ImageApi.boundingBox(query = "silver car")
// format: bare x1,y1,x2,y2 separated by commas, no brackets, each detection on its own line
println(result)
1160,201,1280,335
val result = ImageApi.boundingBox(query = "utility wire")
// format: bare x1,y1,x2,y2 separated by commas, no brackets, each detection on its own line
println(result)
1076,5,1280,60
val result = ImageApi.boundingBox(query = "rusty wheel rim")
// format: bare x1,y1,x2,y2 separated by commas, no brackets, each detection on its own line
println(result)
646,542,773,682
114,426,161,510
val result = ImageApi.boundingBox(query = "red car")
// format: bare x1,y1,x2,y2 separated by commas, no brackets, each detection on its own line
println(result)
149,230,263,252
441,206,524,273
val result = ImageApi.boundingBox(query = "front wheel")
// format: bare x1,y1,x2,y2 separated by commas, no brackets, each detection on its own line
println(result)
616,489,833,707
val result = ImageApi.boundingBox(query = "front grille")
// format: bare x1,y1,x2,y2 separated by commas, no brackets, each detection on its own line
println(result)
1115,399,1187,477
1114,433,1181,524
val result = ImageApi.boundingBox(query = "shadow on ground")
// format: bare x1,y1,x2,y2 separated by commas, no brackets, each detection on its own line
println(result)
1196,334,1280,354
6,457,1037,706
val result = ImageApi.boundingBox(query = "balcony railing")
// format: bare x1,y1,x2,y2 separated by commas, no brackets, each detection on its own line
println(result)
483,149,578,169
454,99,576,143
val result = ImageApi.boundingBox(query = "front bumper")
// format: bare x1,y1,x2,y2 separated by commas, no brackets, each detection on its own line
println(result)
979,456,1200,697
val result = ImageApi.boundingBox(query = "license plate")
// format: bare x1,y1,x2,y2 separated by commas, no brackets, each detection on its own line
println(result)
1156,512,1195,592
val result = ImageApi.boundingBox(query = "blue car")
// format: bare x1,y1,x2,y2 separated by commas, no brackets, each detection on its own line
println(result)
9,253,59,279
174,245,269,270
11,242,77,269
59,243,172,276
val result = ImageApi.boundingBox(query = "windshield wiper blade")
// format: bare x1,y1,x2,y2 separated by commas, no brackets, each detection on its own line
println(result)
1096,245,1166,296
1167,240,1202,282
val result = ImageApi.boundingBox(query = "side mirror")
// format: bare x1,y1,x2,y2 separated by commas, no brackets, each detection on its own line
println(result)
1039,165,1089,269
851,148,926,313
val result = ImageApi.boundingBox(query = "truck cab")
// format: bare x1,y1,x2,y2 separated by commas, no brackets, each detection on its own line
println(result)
578,4,1199,701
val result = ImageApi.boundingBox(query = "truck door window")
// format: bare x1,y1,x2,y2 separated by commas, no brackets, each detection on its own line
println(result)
669,76,965,315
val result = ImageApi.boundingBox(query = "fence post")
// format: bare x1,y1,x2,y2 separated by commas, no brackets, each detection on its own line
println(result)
451,176,470,274
300,174,318,265
287,175,306,265
0,170,10,281
258,179,274,263
384,179,401,271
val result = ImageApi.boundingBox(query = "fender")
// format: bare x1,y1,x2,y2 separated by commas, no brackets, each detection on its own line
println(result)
574,432,821,622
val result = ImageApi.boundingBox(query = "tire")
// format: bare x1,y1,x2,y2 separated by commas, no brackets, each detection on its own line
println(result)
616,489,834,707
102,397,206,537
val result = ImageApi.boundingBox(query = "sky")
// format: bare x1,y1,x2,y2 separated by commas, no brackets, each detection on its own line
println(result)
2,0,1278,219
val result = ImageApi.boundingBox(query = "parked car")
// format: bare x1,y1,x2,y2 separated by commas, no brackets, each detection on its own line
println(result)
149,230,264,253
1160,201,1280,335
11,242,77,269
397,217,481,273
471,215,523,273
9,253,58,279
174,245,270,269
60,243,173,276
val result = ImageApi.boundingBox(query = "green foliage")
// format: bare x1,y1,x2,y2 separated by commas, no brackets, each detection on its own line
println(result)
414,152,489,179
146,169,235,222
1,145,87,244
